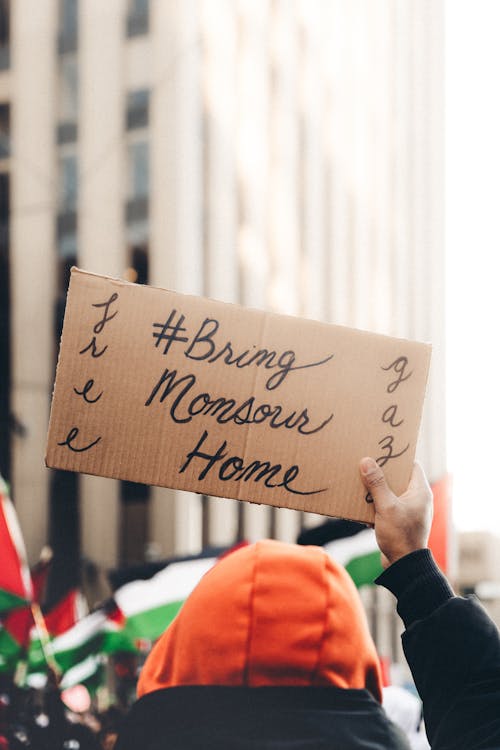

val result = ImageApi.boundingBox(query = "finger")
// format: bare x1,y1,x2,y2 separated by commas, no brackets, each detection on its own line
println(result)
380,552,390,570
359,457,394,509
407,461,433,498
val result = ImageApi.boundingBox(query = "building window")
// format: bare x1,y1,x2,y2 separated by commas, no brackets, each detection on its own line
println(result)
58,154,78,212
57,153,77,264
126,0,149,37
127,139,149,199
57,54,78,142
124,245,149,285
126,139,149,225
126,140,149,224
120,474,150,566
0,104,9,159
58,55,78,126
58,0,78,54
57,122,78,145
0,171,10,482
126,89,149,131
0,0,9,70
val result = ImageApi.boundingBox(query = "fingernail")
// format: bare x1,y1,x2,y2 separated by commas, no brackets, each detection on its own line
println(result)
360,457,377,474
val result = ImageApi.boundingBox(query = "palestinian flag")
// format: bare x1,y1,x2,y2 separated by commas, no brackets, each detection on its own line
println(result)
28,546,241,685
28,592,133,687
114,556,217,644
323,528,383,587
0,621,22,673
101,599,136,655
299,475,451,587
44,588,87,636
51,601,133,691
298,520,383,587
28,595,100,674
59,653,105,692
0,550,52,673
0,476,32,612
27,588,88,671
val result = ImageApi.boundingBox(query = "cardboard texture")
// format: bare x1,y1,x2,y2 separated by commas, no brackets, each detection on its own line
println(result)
46,268,432,524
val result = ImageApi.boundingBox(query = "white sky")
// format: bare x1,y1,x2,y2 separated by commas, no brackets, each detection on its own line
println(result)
446,0,500,533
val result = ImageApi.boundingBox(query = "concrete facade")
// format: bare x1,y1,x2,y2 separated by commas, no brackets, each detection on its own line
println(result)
458,531,500,629
1,0,445,664
9,0,57,560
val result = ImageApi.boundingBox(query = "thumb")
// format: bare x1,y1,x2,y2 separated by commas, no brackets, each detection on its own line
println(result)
359,457,394,509
407,461,431,495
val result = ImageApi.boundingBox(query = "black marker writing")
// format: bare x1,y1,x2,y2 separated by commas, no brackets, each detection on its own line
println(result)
180,430,327,496
376,435,409,467
382,356,413,393
73,379,103,404
382,404,404,428
151,314,334,391
58,426,101,452
183,317,333,390
79,337,108,358
152,310,189,355
366,356,413,503
145,366,333,436
92,293,119,334
63,292,119,459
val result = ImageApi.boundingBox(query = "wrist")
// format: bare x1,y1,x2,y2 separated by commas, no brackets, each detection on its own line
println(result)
376,549,454,628
384,545,427,568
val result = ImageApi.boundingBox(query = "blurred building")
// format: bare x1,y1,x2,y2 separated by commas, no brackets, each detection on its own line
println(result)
458,531,500,627
0,0,445,662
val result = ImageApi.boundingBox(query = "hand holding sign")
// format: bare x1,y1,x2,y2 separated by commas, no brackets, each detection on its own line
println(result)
360,458,434,567
46,269,431,524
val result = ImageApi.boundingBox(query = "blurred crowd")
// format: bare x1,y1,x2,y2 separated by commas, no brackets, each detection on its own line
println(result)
0,674,431,750
0,675,124,750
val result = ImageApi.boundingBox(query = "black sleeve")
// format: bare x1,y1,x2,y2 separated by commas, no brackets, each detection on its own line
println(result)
376,549,500,750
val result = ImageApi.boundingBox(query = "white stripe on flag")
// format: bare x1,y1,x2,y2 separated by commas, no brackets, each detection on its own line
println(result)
114,557,216,618
50,610,107,654
323,528,378,566
59,654,103,690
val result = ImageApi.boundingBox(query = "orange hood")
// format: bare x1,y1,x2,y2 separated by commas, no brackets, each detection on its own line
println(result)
138,540,382,702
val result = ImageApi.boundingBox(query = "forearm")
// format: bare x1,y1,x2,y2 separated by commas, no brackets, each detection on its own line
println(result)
377,549,500,748
375,548,454,628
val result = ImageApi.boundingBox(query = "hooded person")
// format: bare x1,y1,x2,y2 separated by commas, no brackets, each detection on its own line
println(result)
116,459,500,750
115,539,410,750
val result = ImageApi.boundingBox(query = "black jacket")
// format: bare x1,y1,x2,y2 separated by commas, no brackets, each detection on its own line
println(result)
378,549,500,749
115,684,410,749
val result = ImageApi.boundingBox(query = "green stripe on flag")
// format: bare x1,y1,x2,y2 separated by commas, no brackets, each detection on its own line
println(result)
101,627,137,655
0,627,23,673
28,635,97,674
324,528,383,587
345,550,383,587
59,654,105,692
28,618,104,674
52,635,102,673
27,638,47,672
0,590,27,614
125,600,184,643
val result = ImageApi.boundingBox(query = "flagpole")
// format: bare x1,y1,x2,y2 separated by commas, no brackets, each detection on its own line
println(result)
31,601,62,682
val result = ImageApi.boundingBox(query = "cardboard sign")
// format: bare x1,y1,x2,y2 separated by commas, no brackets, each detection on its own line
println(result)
46,268,431,523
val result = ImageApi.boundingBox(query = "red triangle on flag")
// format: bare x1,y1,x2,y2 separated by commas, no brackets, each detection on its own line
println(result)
44,589,84,637
0,478,32,613
1,549,53,648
